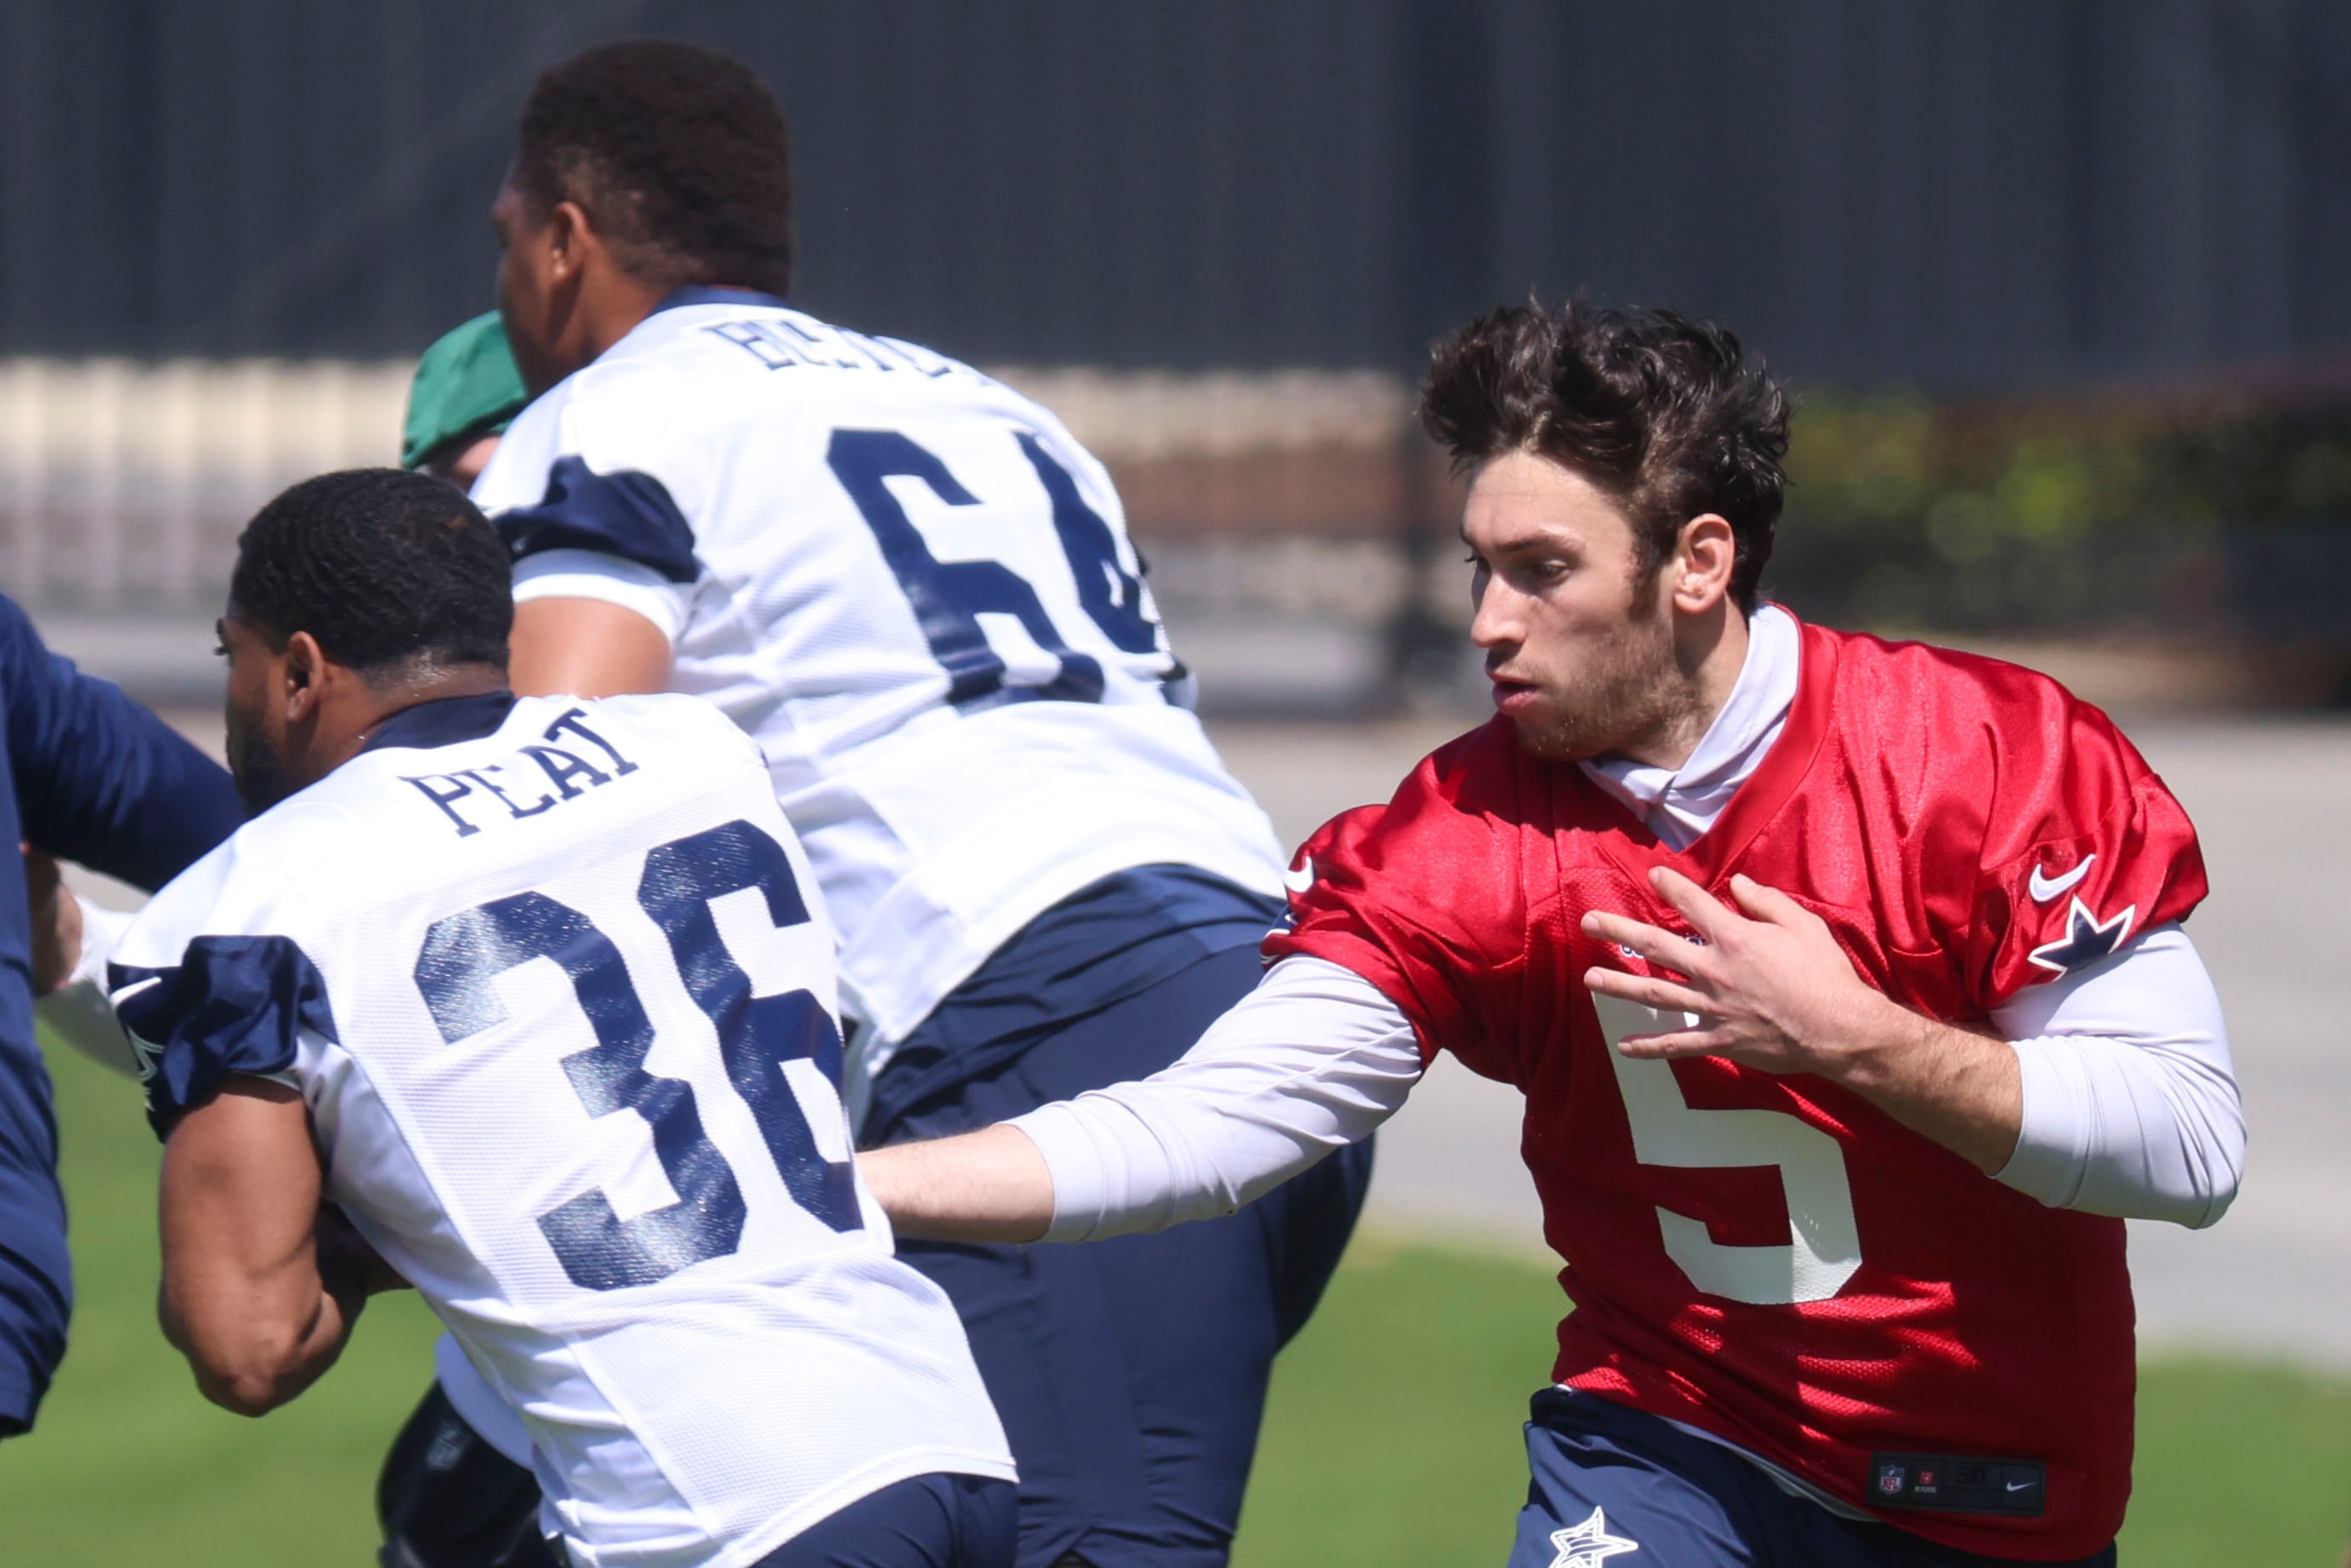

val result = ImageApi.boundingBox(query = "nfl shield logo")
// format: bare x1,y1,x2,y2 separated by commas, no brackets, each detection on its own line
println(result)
1877,1464,1907,1497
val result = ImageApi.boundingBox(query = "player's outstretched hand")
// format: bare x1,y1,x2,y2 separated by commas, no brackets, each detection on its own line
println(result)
23,847,80,997
1579,867,1900,1079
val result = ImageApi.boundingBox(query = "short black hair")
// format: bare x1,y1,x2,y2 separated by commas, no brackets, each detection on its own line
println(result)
230,468,513,675
513,38,794,296
1421,300,1792,611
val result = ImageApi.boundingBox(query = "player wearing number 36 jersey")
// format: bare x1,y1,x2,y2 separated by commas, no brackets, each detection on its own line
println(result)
112,472,1013,1568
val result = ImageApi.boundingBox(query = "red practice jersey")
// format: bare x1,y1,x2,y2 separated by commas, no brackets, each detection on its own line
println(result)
1266,615,2205,1560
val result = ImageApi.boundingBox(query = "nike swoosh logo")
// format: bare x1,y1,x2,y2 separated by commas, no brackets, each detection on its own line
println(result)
2028,853,2095,903
1283,857,1315,895
2005,1479,2037,1492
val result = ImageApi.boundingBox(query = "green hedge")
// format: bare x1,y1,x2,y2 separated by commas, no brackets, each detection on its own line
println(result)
1765,390,2351,640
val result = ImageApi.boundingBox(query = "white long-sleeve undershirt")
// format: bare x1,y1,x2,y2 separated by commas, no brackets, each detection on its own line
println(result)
1015,604,2242,1241
1019,921,2243,1243
1997,923,2241,1226
1018,956,1423,1242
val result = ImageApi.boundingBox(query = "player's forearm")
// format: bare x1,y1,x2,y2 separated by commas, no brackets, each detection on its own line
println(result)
1011,959,1422,1242
158,1077,350,1416
868,960,1418,1243
1828,995,2023,1176
162,1277,361,1417
859,1124,1057,1242
159,1193,367,1417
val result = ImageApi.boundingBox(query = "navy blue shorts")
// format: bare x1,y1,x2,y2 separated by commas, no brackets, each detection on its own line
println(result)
869,943,1375,1568
1513,1388,2118,1568
376,1393,1005,1568
752,1473,1015,1568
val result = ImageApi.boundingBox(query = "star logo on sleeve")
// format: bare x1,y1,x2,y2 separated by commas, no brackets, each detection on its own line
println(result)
2026,896,2136,976
126,1030,165,1084
1548,1505,1640,1567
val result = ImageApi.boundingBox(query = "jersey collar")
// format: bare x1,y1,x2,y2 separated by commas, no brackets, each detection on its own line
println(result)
1579,604,1801,848
652,285,791,315
1581,614,1841,885
358,690,518,755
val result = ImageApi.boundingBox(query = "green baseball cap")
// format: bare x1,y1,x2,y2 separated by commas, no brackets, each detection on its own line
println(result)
401,311,531,470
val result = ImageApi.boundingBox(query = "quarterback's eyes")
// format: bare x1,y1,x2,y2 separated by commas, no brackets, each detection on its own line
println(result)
1498,558,1569,588
1467,546,1571,586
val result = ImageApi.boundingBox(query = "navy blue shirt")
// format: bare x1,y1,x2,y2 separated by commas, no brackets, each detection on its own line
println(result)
0,597,242,1433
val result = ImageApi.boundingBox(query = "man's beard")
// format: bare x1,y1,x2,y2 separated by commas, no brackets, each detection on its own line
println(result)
225,709,296,816
1507,602,1694,763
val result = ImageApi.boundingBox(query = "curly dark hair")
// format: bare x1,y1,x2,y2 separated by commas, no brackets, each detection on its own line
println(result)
513,38,794,296
1421,300,1792,611
230,469,512,675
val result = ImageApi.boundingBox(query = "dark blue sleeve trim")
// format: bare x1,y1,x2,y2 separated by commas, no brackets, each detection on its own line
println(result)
496,456,699,584
111,935,338,1138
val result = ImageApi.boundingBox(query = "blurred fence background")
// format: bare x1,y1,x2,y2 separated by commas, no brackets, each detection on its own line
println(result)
6,0,2351,710
14,352,2351,711
0,357,1445,708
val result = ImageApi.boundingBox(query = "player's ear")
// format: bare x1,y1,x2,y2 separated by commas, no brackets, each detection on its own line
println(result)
281,631,323,713
1668,513,1736,615
545,200,594,286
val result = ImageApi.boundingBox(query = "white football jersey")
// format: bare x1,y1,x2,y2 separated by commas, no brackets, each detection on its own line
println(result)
472,292,1286,1049
110,693,1011,1568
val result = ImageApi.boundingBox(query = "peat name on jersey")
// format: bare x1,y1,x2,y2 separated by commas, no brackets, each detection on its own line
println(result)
400,705,640,838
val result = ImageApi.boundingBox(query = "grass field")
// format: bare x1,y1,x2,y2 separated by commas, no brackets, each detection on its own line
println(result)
4,1044,2346,1566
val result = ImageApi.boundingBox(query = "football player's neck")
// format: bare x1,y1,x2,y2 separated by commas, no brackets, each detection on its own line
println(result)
575,265,666,366
539,264,665,386
362,662,512,726
1609,599,1752,772
287,662,511,795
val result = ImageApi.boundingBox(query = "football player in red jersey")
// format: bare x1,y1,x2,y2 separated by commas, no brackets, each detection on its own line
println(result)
858,301,2244,1566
